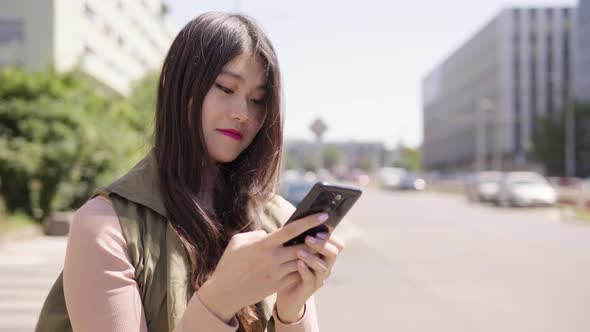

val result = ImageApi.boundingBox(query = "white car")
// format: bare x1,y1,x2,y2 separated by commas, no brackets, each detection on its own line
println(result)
496,172,557,207
465,171,503,202
377,167,406,190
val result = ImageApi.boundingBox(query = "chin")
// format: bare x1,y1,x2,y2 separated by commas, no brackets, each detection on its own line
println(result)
212,152,240,164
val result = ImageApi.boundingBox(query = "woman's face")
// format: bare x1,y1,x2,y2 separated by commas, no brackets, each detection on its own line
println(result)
201,53,268,163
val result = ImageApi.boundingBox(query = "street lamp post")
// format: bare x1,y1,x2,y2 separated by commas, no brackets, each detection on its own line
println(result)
551,71,576,177
565,86,576,178
310,118,327,171
476,98,493,172
492,100,503,171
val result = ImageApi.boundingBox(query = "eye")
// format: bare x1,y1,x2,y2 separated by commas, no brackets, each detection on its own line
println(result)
251,98,266,106
215,83,233,94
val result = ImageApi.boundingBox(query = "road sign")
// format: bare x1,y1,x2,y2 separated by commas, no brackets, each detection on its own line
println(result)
310,118,327,137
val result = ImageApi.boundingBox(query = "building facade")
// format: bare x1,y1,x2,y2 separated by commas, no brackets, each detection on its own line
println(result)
0,0,174,96
422,7,576,172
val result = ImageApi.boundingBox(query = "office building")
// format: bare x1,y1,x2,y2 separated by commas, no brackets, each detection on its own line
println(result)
0,0,175,96
577,0,590,102
422,7,576,172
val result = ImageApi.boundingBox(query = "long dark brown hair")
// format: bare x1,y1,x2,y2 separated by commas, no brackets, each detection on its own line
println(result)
153,12,283,331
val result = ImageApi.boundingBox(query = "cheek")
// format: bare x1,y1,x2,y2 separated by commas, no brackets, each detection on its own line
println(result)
254,110,268,129
201,92,223,126
251,116,265,137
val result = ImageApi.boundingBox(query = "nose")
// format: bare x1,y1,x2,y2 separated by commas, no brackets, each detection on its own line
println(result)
231,99,250,123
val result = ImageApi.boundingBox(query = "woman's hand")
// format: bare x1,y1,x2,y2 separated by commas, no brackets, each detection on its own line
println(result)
196,213,327,322
275,232,345,323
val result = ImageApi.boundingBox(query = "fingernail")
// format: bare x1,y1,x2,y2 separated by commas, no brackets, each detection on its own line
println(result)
298,249,309,258
317,233,329,239
318,213,329,222
306,236,316,244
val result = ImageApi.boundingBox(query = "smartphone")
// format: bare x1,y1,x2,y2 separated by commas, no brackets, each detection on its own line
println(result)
282,182,362,246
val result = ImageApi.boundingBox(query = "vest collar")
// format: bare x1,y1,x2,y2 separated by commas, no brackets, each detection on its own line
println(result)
105,147,169,218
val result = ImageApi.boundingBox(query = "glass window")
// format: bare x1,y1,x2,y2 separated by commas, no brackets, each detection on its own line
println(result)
0,19,24,43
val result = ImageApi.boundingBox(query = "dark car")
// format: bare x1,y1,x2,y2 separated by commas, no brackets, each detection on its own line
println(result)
398,173,426,191
279,177,315,206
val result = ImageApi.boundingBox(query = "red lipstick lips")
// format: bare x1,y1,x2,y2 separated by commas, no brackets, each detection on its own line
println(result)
217,128,243,141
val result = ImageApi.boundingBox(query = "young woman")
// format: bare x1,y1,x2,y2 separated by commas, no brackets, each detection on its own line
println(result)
35,12,344,332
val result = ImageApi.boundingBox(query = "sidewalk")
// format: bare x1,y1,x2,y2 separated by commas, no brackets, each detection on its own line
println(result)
0,235,67,332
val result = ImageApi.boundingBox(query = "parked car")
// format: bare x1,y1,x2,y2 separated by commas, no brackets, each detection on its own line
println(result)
465,171,503,202
279,177,315,206
377,167,406,190
495,172,557,207
585,177,590,200
398,172,427,191
349,169,371,186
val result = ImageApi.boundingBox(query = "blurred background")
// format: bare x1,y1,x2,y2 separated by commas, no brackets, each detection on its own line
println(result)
1,0,589,331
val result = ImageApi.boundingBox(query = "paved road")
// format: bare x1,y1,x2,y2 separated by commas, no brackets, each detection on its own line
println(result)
316,188,590,332
2,189,590,331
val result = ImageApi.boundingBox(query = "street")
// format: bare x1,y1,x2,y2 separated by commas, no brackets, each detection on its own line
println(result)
317,188,590,331
2,189,590,331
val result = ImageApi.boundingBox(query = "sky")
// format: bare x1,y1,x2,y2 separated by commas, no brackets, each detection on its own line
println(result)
166,0,577,148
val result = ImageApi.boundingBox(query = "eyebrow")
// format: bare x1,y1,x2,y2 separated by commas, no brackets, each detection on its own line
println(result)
219,70,267,90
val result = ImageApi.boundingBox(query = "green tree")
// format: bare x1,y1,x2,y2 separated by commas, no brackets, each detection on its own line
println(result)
323,146,343,170
393,144,421,170
0,67,147,220
129,71,159,140
532,102,590,177
357,155,376,172
303,148,317,172
281,151,298,170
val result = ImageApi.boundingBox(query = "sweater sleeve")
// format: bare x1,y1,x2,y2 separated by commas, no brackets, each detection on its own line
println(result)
273,297,320,332
270,195,321,332
63,196,239,332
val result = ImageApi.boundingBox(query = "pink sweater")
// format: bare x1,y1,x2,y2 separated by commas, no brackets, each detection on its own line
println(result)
63,196,319,332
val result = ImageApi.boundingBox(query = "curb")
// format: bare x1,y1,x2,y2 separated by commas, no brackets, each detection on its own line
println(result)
559,206,590,224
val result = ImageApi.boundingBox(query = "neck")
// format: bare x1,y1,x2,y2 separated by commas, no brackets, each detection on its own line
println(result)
200,164,217,192
195,165,217,211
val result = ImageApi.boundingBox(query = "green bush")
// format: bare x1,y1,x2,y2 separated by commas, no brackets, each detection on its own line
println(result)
0,67,150,221
532,102,590,177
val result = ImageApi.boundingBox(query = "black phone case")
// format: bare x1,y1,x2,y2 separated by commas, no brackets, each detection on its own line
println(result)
282,182,362,246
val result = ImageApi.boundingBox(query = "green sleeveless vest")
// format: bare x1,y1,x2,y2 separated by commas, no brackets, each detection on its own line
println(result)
35,149,289,332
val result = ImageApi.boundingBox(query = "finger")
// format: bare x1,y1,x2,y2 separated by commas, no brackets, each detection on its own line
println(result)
279,271,301,291
297,260,315,286
304,236,339,266
317,233,345,253
278,260,300,277
297,249,329,278
266,213,329,247
275,243,318,263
